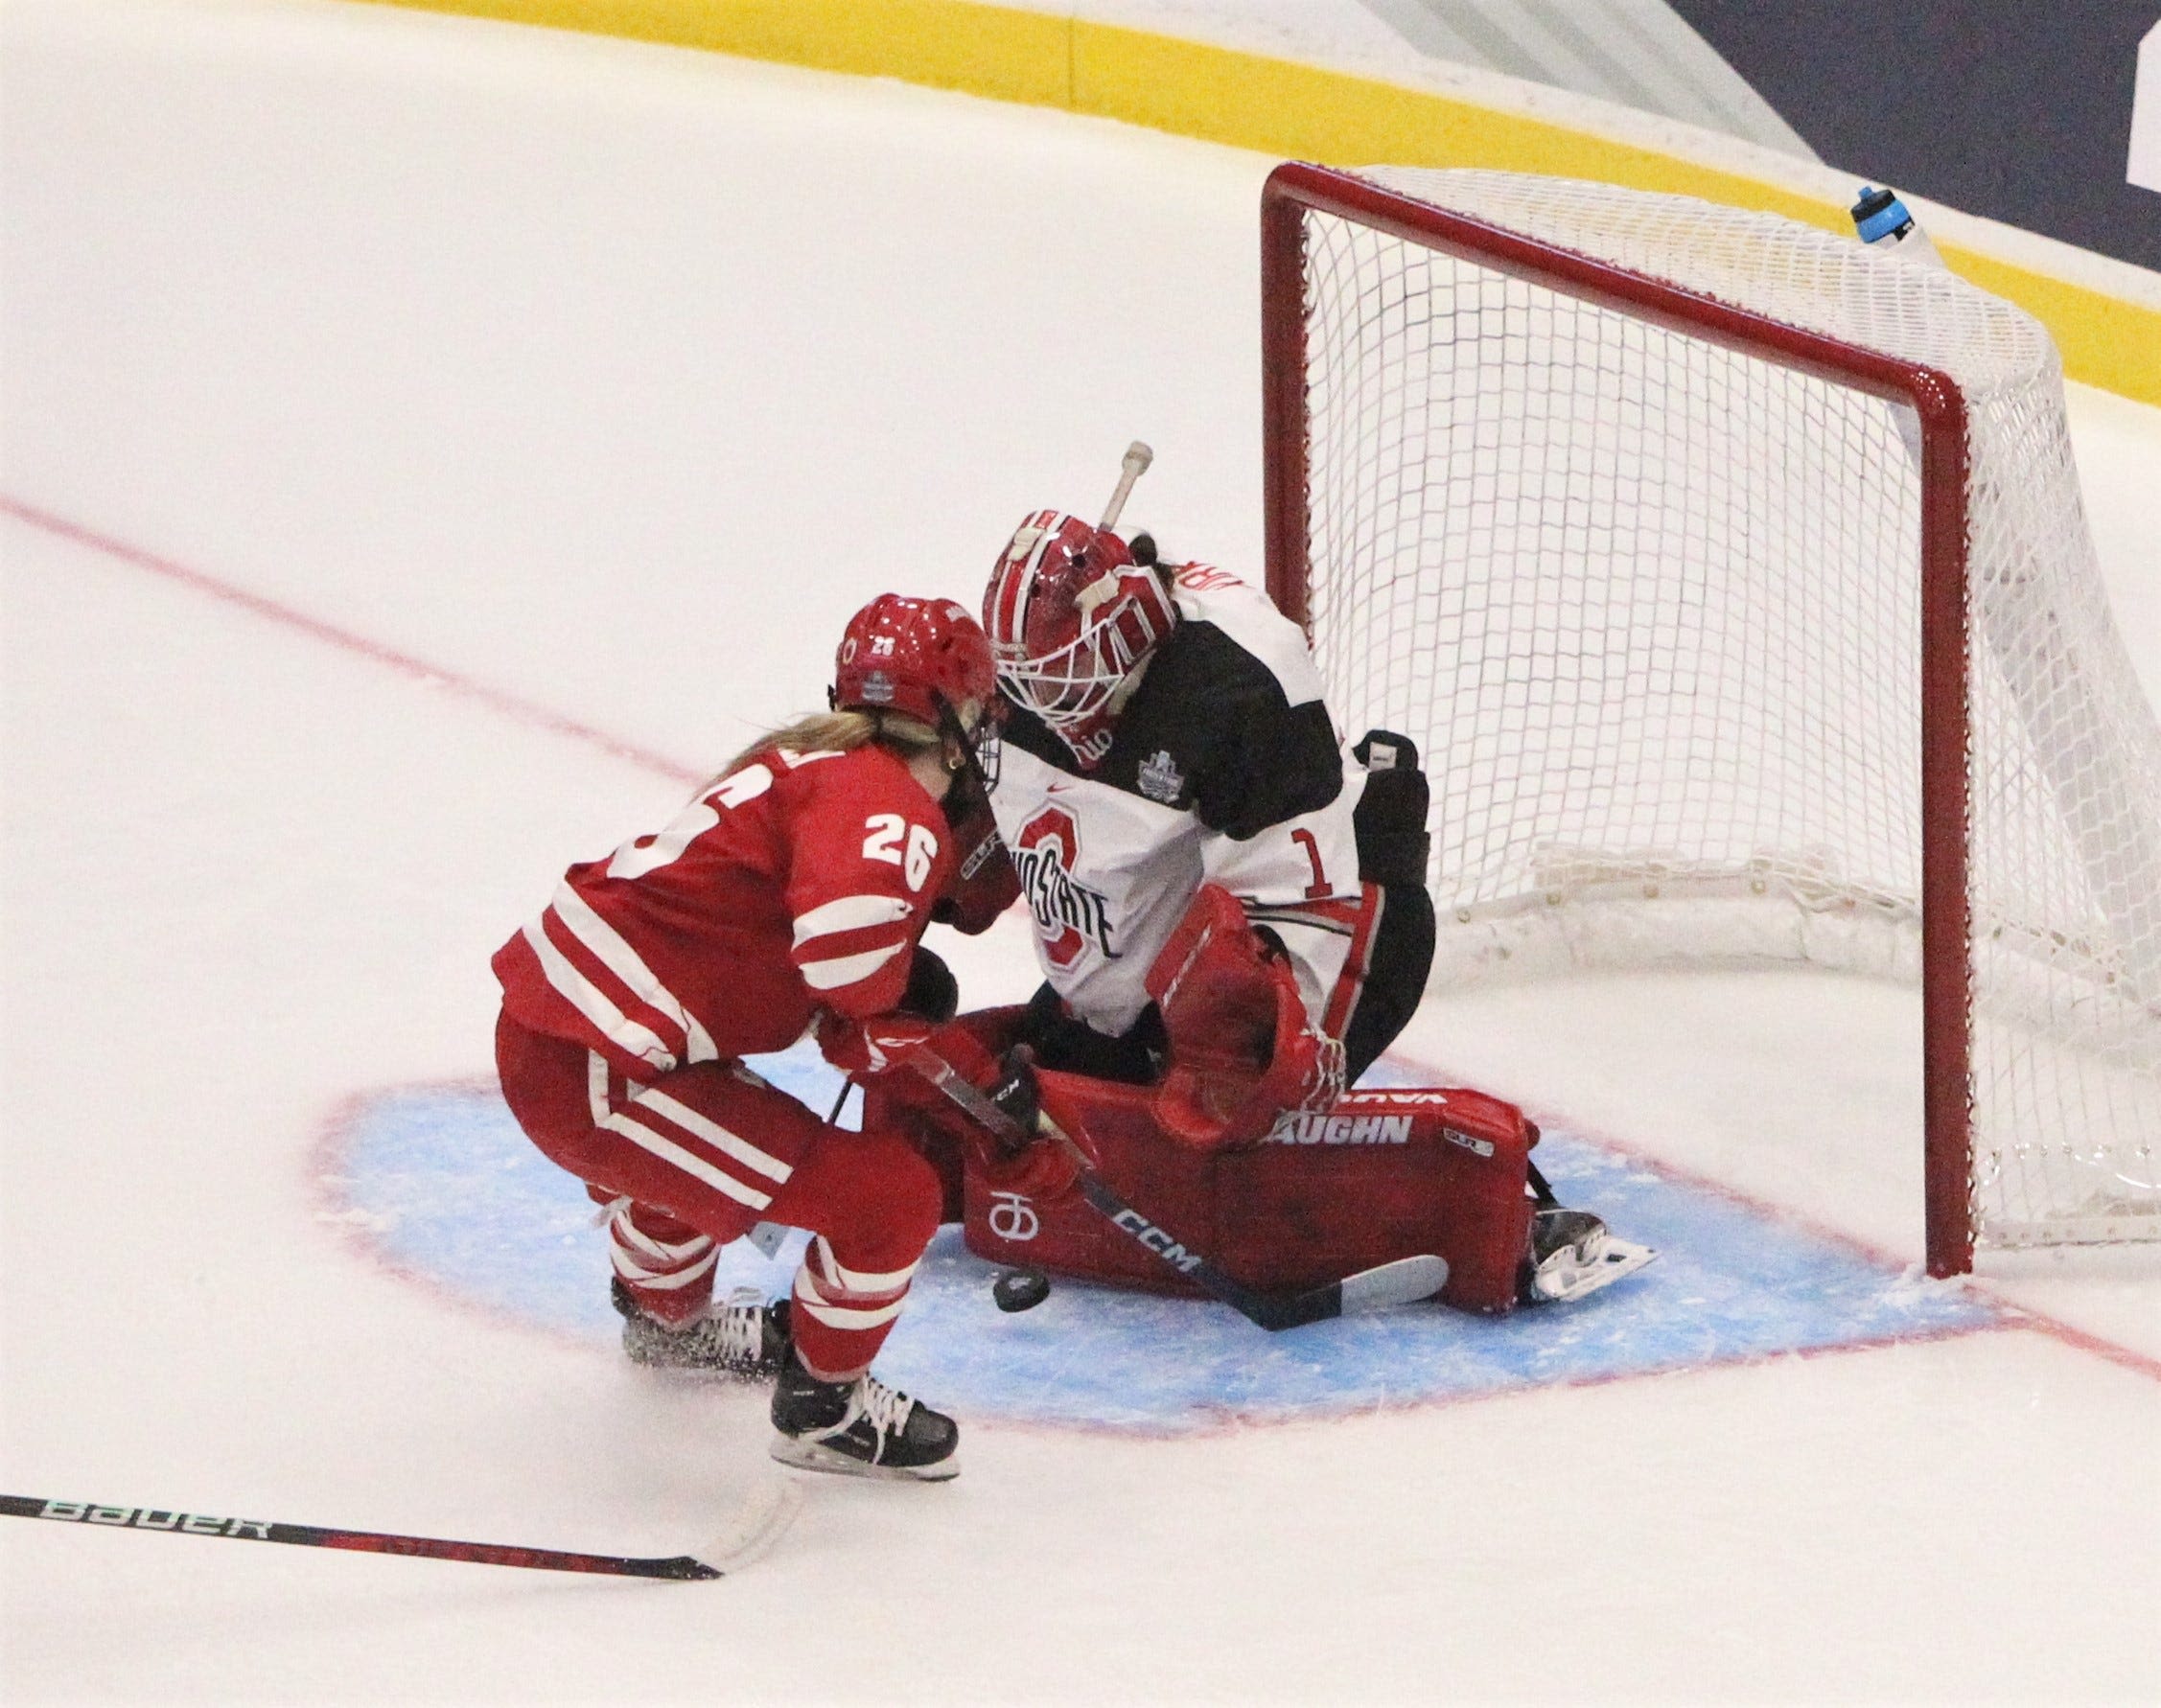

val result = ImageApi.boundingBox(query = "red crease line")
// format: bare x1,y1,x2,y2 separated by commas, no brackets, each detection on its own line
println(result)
1381,1045,2161,1384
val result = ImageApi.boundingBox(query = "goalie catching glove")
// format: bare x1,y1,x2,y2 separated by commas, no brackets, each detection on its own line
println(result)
1146,884,1347,1150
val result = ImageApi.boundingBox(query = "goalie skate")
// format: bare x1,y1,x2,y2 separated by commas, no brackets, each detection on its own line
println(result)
1519,1208,1658,1305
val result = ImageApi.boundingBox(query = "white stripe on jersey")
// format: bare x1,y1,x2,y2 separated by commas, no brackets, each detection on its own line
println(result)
611,1212,715,1265
628,1087,795,1183
811,1234,922,1294
601,1111,773,1212
611,1241,719,1288
586,1050,613,1125
1244,905,1357,938
550,883,718,1063
793,1268,908,1329
792,892,913,947
799,940,907,992
523,918,675,1071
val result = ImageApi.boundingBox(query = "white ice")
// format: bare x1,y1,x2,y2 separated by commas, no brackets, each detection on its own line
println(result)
2,2,2156,1702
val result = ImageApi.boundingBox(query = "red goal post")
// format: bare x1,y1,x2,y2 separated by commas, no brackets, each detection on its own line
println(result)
1260,162,2161,1276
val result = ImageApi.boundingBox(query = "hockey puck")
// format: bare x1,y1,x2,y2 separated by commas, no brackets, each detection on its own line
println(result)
991,1268,1051,1313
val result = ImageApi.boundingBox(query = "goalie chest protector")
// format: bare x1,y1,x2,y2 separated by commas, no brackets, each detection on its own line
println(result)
963,1069,1537,1314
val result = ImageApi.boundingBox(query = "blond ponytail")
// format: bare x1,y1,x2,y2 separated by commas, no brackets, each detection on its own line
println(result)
715,708,941,784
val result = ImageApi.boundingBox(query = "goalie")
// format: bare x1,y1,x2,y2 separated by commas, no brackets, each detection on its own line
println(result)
947,450,1635,1306
979,508,1429,1132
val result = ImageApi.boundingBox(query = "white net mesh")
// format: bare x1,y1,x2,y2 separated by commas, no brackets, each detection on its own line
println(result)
1290,167,2160,1251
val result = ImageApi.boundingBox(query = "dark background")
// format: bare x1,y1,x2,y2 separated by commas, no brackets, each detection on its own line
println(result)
1668,0,2160,270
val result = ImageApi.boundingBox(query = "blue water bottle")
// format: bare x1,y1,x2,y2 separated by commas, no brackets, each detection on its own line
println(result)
1850,184,1946,269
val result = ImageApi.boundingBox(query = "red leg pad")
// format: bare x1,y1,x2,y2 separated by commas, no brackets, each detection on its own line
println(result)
962,1073,1535,1313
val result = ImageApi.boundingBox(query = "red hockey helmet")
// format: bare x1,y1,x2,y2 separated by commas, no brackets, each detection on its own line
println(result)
982,509,1176,765
833,592,1001,780
834,592,996,727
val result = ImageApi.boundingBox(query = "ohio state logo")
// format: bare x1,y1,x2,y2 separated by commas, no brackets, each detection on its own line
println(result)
1011,805,1118,967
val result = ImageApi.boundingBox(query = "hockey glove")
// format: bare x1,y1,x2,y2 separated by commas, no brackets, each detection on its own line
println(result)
982,1043,1043,1138
813,1009,937,1079
1254,1017,1347,1124
897,944,960,1025
977,1135,1080,1205
968,1049,1082,1204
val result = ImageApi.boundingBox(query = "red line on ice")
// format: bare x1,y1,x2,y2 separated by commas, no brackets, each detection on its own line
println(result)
0,496,703,785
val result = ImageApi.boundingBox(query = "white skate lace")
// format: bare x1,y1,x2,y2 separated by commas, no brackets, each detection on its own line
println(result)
709,1289,767,1364
841,1378,918,1463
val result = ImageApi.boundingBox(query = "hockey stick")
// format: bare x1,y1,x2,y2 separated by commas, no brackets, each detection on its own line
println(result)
0,1480,801,1581
900,1046,1446,1330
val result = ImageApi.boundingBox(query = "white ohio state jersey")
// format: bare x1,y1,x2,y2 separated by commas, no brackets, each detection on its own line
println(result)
988,562,1367,1037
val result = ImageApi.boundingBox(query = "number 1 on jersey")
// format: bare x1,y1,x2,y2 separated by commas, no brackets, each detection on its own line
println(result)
1290,828,1330,900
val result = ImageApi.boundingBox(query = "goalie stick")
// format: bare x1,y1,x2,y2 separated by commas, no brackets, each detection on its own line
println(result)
1099,440,1152,532
900,1045,1446,1330
0,1479,801,1581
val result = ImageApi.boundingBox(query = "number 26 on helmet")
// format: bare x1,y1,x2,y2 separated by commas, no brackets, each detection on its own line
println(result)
833,592,1002,787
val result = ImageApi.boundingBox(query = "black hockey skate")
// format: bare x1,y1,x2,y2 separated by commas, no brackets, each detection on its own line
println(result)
768,1353,959,1481
1518,1207,1657,1304
613,1280,792,1378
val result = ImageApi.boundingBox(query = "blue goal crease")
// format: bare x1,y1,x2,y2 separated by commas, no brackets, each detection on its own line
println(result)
319,1041,2004,1434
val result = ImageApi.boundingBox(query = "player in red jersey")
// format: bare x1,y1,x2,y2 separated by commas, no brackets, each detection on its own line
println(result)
492,592,1058,1480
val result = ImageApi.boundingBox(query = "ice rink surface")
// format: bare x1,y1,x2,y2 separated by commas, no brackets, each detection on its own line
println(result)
3,2,2157,1701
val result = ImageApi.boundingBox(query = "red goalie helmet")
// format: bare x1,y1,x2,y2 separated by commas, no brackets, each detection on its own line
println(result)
833,593,1000,776
982,509,1176,765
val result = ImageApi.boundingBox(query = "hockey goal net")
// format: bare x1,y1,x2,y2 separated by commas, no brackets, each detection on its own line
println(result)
1261,163,2161,1275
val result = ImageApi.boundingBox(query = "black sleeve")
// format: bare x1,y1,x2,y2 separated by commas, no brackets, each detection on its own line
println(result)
1190,681,1343,840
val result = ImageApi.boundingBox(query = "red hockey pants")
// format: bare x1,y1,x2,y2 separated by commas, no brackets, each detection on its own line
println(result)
495,1009,941,1380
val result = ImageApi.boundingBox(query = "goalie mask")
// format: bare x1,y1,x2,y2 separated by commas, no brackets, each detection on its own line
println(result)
833,592,1002,788
982,509,1176,767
